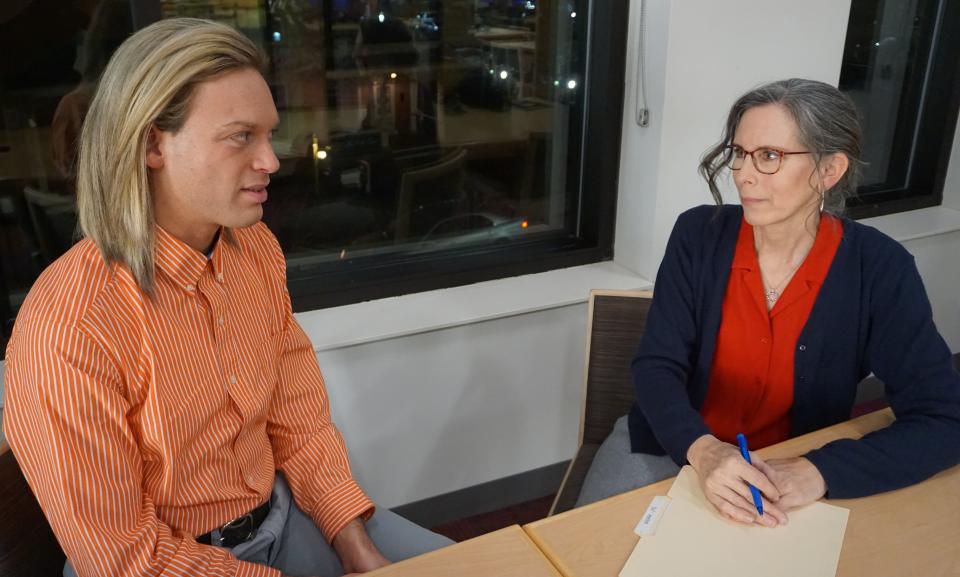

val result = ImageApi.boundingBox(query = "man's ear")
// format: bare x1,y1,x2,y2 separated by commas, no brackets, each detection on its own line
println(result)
819,152,850,191
145,126,164,170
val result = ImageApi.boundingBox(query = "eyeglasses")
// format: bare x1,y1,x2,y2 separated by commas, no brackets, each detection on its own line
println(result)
724,145,811,175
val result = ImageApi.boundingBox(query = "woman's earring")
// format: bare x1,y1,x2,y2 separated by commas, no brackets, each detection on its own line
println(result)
819,192,825,213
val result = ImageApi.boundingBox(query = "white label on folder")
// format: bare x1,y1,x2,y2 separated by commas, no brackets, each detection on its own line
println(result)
634,496,671,537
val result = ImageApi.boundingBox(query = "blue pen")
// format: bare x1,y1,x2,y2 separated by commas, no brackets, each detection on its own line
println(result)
736,433,764,516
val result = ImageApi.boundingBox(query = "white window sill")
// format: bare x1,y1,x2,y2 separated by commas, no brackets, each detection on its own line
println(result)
296,261,651,352
861,205,960,243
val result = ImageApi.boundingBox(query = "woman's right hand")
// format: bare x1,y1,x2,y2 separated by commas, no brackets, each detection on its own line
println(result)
686,434,788,527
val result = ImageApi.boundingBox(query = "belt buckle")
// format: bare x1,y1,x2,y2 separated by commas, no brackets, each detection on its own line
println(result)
216,512,255,547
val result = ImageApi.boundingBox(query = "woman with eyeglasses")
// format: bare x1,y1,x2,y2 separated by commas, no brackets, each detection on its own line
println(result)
575,78,960,527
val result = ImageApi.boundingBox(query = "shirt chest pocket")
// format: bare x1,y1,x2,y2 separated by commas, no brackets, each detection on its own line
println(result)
235,330,284,421
152,326,281,427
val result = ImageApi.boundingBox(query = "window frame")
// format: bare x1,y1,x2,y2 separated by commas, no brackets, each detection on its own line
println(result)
841,0,960,220
0,0,629,357
282,0,630,312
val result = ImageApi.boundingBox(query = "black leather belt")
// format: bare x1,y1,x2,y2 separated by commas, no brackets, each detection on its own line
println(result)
197,501,270,548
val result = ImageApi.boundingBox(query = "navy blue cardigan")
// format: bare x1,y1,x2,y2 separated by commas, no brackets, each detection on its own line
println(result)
628,205,960,498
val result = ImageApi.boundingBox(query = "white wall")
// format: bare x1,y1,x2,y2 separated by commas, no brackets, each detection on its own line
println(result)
3,0,960,506
614,0,851,280
319,305,586,507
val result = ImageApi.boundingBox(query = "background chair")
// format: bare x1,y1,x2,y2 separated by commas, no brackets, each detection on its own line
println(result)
0,442,66,576
22,186,77,266
394,148,467,241
550,289,653,515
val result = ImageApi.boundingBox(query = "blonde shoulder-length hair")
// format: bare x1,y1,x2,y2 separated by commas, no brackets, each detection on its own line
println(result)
76,18,263,294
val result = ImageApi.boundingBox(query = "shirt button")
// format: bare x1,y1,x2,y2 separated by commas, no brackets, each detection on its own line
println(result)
185,284,195,292
217,317,225,326
217,273,224,283
229,375,237,385
246,475,256,486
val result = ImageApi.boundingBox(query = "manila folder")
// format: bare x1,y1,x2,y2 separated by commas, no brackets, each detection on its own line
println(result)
619,465,849,577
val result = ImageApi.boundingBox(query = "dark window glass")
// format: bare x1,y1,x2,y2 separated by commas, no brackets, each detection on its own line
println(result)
0,1,627,354
839,0,960,218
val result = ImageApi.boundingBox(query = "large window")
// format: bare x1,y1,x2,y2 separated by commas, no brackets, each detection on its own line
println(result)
0,1,628,353
839,0,960,218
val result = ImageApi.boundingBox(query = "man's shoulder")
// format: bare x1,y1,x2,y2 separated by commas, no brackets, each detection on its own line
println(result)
23,238,115,318
7,238,120,358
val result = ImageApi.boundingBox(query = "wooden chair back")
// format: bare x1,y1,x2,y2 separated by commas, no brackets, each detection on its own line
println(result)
0,441,66,576
550,289,653,515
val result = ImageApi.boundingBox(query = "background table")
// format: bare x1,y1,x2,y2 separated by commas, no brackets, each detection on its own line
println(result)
367,525,562,577
523,409,960,577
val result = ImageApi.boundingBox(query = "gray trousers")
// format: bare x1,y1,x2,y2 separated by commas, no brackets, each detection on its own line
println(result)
575,415,681,507
65,475,453,577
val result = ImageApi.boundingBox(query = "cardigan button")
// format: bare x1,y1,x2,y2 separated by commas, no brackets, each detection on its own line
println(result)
798,344,807,351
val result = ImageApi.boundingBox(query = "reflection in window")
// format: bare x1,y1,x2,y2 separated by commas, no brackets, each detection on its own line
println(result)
251,1,583,271
2,0,602,350
1,0,134,343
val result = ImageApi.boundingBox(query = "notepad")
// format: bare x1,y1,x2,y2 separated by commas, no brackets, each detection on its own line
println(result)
619,466,849,577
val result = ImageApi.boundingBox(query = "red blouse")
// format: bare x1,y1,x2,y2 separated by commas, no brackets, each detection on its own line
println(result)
700,215,843,449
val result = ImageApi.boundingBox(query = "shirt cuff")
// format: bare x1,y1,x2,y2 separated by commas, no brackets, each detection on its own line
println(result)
310,478,376,543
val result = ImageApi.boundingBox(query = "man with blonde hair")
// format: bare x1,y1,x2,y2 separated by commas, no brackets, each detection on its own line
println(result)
3,18,451,577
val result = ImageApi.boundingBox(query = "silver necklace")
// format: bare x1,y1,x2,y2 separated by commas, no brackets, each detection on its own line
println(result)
762,258,805,304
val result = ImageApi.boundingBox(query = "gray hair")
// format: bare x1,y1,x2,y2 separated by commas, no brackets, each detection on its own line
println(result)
698,78,864,214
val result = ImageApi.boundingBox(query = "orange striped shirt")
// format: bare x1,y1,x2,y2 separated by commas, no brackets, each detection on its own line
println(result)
2,223,374,577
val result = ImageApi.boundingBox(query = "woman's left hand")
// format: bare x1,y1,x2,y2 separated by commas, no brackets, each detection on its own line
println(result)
753,457,827,511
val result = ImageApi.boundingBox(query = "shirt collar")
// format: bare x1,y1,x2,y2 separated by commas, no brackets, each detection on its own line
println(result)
155,225,227,292
731,214,843,281
797,214,843,284
731,217,757,271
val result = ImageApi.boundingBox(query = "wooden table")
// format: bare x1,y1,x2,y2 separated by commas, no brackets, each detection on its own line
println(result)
367,525,562,577
523,409,960,577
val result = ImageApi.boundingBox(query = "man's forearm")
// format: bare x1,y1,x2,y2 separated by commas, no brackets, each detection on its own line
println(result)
332,517,390,574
